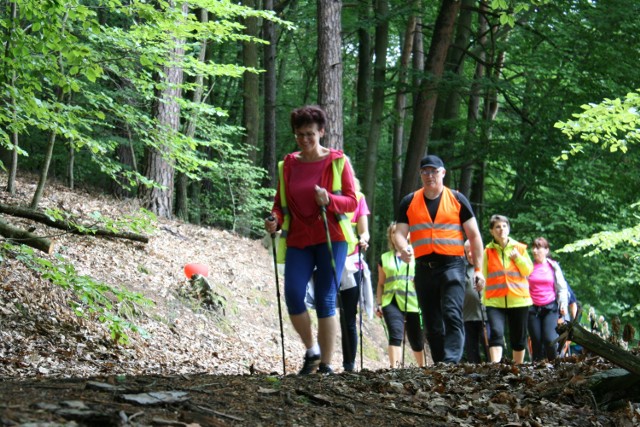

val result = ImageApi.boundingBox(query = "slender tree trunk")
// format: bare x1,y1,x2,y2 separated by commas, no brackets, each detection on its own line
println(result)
68,141,74,190
399,0,461,200
460,0,488,200
391,1,419,207
30,10,70,209
30,129,58,209
4,1,18,194
354,0,372,164
412,17,425,94
362,0,389,212
112,142,136,199
243,0,260,163
140,2,188,219
176,8,209,221
262,0,277,189
317,0,344,149
189,181,201,225
432,0,474,189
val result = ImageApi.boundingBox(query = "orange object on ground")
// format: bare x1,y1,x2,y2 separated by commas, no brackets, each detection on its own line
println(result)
184,263,209,279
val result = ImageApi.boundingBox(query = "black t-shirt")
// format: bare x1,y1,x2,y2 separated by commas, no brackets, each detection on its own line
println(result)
396,188,475,261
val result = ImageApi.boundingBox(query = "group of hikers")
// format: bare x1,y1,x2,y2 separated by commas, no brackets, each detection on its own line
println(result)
265,105,576,374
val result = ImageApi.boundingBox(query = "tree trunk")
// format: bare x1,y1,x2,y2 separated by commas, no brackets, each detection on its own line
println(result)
0,217,53,254
0,202,150,243
30,9,70,209
391,1,419,207
354,0,372,164
461,0,488,206
189,180,201,225
431,0,474,189
30,127,58,209
399,0,461,200
67,141,75,191
140,2,187,219
176,8,209,222
4,1,18,195
361,0,389,255
111,132,137,199
261,0,277,189
242,0,260,163
317,0,344,149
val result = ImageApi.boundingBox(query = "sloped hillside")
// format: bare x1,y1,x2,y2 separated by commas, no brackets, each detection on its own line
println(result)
0,173,389,379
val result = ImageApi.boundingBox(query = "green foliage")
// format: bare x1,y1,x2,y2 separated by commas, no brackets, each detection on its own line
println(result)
1,241,153,345
0,0,288,207
43,207,157,235
555,90,640,158
198,140,274,237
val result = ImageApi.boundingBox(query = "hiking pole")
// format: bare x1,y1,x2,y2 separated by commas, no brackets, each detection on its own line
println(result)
402,262,409,368
357,243,364,371
267,215,286,375
477,278,489,360
319,206,352,365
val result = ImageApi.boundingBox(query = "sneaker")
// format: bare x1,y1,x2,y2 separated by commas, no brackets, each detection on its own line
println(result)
298,353,320,375
318,363,334,375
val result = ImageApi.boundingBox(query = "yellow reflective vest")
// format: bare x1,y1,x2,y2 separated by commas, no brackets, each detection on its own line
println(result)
380,251,419,313
276,156,357,264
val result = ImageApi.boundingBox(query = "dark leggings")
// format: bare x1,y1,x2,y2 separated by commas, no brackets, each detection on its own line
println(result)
339,271,362,370
486,305,529,351
382,297,424,352
528,302,559,361
464,320,489,363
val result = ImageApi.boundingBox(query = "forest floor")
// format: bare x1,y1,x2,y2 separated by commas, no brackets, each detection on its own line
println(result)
0,173,639,426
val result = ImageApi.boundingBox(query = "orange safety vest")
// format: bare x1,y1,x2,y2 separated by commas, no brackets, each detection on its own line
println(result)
485,243,530,299
406,187,465,257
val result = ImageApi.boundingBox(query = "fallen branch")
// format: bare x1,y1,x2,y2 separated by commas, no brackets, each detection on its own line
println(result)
0,203,149,243
0,217,54,254
557,321,640,377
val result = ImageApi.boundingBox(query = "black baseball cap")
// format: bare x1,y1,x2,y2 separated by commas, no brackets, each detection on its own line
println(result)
420,155,444,169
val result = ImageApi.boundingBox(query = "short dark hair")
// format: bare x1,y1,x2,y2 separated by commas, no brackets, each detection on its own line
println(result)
290,105,327,132
532,237,549,249
489,214,510,229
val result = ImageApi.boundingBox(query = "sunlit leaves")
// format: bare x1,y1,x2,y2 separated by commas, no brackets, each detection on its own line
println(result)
555,90,640,158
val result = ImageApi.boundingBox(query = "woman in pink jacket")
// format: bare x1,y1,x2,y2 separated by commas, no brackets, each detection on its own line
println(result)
265,105,357,375
528,237,569,362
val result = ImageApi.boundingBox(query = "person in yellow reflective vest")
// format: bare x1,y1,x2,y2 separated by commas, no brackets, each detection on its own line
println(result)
376,223,425,368
482,214,534,364
265,105,357,375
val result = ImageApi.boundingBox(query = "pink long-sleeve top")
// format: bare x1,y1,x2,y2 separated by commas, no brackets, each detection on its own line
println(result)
272,149,357,249
528,261,556,307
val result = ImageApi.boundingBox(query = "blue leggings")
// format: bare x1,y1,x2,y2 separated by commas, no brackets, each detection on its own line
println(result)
284,242,347,318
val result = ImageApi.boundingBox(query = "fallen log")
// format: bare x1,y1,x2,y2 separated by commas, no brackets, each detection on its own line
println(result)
557,321,640,377
0,217,54,254
557,318,640,408
0,203,149,243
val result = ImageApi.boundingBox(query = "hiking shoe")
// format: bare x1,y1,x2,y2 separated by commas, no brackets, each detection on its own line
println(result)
343,362,355,372
298,353,320,375
318,363,334,375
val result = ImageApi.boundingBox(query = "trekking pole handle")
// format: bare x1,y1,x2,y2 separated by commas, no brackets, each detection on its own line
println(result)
265,214,277,238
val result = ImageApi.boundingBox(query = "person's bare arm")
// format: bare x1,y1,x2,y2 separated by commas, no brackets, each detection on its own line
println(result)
463,218,485,291
393,223,412,263
356,215,370,251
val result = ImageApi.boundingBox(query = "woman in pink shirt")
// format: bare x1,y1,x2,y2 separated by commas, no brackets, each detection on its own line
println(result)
265,105,357,375
528,237,569,361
